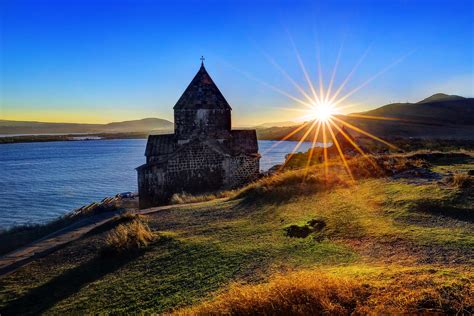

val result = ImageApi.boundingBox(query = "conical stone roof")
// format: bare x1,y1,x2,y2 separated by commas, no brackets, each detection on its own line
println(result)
173,64,232,110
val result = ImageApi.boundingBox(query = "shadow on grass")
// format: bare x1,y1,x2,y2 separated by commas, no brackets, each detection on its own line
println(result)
0,209,121,256
234,181,345,207
83,212,141,238
0,251,144,315
0,217,77,256
407,152,473,165
415,200,473,223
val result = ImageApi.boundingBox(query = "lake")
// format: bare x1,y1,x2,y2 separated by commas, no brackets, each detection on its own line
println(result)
0,139,318,229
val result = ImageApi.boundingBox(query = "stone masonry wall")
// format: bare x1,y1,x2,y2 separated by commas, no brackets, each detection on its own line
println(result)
224,154,260,188
138,142,260,208
138,142,228,208
174,109,231,139
137,165,166,209
164,142,226,194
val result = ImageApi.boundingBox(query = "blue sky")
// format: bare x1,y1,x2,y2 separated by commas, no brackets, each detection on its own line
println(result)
1,0,473,125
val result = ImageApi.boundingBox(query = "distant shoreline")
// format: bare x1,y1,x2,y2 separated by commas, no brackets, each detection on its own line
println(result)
0,131,312,144
0,132,152,144
1,130,474,145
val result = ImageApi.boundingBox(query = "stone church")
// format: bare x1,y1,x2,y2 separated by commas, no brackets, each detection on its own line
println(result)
137,61,260,208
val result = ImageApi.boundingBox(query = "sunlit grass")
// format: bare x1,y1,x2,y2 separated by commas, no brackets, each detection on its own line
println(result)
175,266,472,315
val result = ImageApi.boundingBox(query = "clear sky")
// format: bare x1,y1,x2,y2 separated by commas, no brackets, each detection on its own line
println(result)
1,0,473,125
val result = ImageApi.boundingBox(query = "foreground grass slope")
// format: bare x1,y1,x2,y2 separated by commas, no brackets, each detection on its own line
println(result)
0,154,472,314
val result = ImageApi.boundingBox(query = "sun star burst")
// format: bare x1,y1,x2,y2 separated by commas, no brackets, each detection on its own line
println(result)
310,101,338,122
253,36,405,180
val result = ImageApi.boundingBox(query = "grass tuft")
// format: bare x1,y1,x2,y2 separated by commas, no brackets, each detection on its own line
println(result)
450,173,472,189
102,217,154,256
170,191,234,204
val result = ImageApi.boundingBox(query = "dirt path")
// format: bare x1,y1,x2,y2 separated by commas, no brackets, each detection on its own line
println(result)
0,202,205,277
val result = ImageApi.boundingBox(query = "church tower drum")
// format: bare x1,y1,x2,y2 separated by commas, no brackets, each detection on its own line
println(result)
173,61,231,140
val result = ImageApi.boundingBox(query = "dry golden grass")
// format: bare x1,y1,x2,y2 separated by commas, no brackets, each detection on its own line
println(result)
233,168,346,201
174,270,473,315
450,173,472,189
347,155,426,178
170,191,234,204
174,271,365,315
231,155,425,202
102,217,154,255
114,210,140,221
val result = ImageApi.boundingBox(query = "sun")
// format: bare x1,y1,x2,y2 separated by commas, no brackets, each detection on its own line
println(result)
309,101,338,122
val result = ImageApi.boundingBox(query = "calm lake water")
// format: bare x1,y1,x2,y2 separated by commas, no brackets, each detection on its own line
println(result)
0,139,317,229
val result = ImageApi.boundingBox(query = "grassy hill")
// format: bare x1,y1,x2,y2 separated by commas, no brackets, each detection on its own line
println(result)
358,93,474,125
0,152,472,314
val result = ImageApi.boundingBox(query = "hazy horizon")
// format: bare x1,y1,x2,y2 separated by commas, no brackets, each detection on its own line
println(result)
1,91,470,126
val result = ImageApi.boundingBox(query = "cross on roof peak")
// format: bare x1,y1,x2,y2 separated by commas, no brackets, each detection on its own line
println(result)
200,56,205,66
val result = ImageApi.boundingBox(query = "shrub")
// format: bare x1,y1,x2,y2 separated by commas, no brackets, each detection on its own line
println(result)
102,217,154,256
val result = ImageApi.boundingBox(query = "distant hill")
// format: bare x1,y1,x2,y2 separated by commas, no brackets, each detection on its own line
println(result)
417,93,466,103
258,93,474,141
356,93,473,125
255,121,299,128
101,118,173,133
0,118,174,135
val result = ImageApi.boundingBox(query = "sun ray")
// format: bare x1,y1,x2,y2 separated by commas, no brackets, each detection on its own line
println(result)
220,59,314,108
344,113,426,124
332,51,414,107
345,113,401,121
322,121,329,179
261,120,312,155
304,120,322,178
315,43,325,103
328,46,371,105
325,39,344,103
263,51,316,105
332,116,399,150
327,118,380,170
287,31,321,104
326,120,355,180
281,120,318,170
